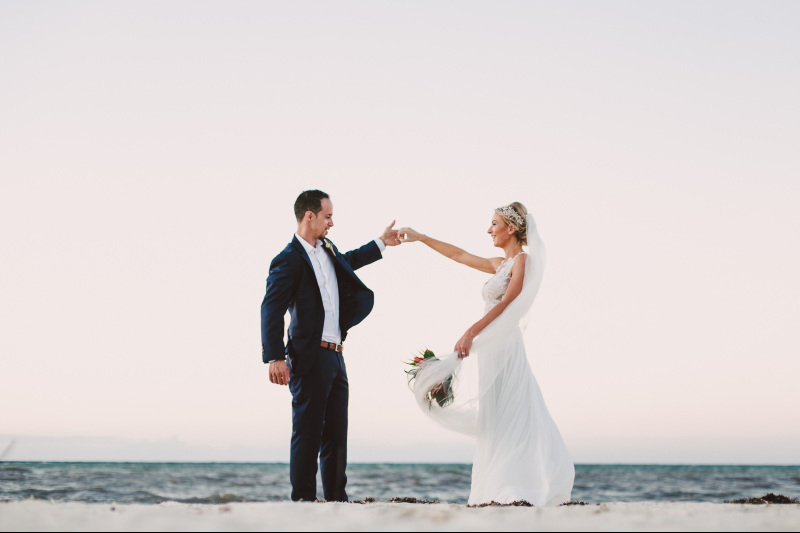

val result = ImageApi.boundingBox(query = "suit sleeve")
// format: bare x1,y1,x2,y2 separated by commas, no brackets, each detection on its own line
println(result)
261,254,299,364
341,240,383,271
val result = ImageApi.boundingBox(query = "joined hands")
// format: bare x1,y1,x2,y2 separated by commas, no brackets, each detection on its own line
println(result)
380,221,403,247
398,227,424,243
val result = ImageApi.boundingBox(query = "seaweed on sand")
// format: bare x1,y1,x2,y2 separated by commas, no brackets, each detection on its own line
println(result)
725,493,799,505
388,497,440,504
468,500,534,508
347,497,440,505
349,497,378,504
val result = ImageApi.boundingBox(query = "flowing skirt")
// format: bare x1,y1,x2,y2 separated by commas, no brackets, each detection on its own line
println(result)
468,330,574,506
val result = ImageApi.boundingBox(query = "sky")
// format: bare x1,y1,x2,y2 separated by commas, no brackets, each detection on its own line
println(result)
1,0,799,464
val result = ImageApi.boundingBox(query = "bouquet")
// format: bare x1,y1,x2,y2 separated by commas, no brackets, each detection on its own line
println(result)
405,349,455,408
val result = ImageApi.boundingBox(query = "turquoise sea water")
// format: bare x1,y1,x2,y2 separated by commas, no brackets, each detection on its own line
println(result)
1,463,798,505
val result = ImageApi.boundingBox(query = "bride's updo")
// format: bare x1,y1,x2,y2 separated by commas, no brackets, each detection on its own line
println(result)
495,202,528,245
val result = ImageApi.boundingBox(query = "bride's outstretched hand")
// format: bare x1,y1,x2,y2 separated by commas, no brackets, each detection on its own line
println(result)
398,227,424,243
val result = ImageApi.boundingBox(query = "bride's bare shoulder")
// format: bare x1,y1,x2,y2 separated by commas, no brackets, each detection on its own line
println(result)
510,253,527,274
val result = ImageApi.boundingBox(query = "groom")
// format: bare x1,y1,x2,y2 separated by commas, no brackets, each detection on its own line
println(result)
261,190,401,502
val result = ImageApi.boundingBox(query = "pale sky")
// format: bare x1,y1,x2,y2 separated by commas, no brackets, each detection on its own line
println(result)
1,0,799,464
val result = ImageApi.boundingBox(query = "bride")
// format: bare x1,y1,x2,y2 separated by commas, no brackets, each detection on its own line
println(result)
399,203,574,506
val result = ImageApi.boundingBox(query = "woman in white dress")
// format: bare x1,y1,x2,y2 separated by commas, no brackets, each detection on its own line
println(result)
399,203,574,506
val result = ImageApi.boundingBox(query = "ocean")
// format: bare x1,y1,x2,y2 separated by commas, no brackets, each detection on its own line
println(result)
0,463,798,505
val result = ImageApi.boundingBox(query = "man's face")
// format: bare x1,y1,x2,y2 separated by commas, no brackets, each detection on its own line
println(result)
310,198,334,241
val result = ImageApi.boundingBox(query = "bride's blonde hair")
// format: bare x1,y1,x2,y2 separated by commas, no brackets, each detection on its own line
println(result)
495,202,528,246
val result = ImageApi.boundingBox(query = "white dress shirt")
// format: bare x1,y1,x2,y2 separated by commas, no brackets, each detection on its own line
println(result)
295,235,386,345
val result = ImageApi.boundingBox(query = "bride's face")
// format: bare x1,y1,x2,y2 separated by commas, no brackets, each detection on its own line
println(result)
488,213,515,248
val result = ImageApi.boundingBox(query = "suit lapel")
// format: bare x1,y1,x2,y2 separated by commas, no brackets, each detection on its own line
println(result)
291,236,314,272
324,240,360,283
293,236,365,289
321,240,342,267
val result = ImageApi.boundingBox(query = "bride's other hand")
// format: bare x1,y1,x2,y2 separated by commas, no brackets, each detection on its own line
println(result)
398,227,424,243
455,331,475,359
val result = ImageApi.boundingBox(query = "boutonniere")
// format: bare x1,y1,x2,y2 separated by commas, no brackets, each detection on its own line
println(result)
323,239,336,257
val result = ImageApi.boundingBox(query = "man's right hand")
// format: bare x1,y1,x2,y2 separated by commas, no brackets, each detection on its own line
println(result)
269,360,291,386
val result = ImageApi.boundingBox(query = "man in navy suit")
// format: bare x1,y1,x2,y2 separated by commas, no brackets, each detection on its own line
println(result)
261,190,401,502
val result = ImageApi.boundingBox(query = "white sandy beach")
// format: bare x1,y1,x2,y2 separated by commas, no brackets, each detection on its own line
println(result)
1,501,799,532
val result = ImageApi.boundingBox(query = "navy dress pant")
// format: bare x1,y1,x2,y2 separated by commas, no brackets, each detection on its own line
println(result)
288,347,349,502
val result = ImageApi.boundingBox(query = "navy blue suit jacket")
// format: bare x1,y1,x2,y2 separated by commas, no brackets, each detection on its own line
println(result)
261,236,383,375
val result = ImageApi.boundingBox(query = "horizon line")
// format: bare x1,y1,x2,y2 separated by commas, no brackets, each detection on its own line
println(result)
3,460,799,467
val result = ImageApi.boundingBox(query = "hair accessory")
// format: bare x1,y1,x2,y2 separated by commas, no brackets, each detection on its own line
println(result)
496,205,526,229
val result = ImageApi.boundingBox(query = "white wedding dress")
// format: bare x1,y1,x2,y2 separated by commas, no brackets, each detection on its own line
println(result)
410,214,575,506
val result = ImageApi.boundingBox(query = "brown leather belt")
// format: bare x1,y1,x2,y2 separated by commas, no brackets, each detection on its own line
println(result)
321,341,344,353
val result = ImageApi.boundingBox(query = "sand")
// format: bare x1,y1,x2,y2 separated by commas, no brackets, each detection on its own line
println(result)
2,501,800,532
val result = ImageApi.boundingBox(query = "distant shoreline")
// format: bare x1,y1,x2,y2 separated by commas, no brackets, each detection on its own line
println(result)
2,463,798,506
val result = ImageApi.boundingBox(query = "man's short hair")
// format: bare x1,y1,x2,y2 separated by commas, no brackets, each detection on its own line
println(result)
294,190,330,222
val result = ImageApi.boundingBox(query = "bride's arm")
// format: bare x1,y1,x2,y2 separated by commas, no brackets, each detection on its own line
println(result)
455,254,526,358
398,227,501,274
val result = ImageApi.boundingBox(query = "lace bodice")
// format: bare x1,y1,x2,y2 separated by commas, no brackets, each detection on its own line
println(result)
482,254,523,313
